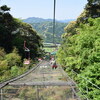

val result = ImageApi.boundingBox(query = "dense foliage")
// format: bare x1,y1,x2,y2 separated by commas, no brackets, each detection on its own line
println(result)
57,0,100,99
0,48,25,81
0,5,43,59
86,0,100,18
58,17,100,100
0,5,43,82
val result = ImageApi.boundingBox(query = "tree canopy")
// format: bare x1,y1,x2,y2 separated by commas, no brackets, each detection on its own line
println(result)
0,5,44,82
0,5,43,59
57,0,100,99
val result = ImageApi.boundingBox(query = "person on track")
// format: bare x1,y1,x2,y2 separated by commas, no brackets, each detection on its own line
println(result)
51,60,58,69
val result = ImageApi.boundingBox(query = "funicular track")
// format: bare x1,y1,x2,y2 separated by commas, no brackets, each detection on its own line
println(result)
0,61,80,100
0,61,75,87
0,61,43,89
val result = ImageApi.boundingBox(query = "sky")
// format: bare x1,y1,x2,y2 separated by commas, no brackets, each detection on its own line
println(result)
0,0,87,20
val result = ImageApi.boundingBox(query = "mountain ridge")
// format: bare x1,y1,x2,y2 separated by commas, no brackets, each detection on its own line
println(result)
22,17,74,43
23,17,75,23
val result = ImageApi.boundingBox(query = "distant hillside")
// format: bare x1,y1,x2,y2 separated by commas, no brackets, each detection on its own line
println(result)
23,17,52,23
57,19,76,23
23,17,73,43
30,21,67,43
23,17,75,23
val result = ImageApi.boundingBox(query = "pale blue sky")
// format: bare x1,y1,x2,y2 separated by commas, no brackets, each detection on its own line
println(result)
0,0,87,20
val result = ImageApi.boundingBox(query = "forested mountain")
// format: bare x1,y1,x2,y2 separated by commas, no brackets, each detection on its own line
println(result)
57,0,100,99
23,17,52,23
23,17,75,23
23,17,69,43
0,5,43,81
30,21,67,43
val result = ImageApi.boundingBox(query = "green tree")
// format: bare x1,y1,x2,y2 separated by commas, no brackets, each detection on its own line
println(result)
0,5,43,59
5,48,21,68
57,18,100,99
11,65,19,77
0,5,10,12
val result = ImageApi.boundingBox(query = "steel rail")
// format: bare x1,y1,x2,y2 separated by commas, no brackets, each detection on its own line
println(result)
0,61,43,89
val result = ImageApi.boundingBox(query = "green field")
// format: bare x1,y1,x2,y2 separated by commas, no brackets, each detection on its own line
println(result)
44,47,56,53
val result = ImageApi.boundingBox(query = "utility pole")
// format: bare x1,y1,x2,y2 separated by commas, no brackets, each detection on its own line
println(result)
53,0,56,44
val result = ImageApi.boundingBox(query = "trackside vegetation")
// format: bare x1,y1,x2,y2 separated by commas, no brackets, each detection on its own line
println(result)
57,0,100,99
0,5,43,82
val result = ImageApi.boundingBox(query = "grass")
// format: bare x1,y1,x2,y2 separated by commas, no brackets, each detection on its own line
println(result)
44,47,56,53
